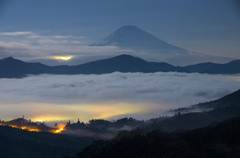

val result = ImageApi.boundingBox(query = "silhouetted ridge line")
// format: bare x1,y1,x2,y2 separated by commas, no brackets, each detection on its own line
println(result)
0,55,240,78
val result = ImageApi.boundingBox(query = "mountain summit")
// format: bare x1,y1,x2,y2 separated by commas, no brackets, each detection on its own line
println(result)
91,26,232,65
92,25,188,54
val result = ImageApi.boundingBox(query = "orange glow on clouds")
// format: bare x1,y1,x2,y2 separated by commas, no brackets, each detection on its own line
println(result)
31,115,71,123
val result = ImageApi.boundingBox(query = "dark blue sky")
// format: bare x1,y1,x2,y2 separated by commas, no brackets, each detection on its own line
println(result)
0,0,240,58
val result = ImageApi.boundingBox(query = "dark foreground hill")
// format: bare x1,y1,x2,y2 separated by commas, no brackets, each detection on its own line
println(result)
0,126,92,158
67,117,240,158
0,54,240,78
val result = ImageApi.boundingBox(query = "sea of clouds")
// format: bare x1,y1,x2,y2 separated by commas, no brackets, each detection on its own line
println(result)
0,72,239,121
0,72,239,106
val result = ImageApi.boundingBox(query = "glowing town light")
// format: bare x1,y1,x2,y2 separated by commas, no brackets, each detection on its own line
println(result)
51,124,66,134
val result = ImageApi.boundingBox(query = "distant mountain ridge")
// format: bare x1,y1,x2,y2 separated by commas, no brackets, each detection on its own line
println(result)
184,60,240,74
0,54,240,78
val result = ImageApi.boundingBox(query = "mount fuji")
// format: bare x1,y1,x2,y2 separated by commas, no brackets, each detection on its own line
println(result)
92,25,188,54
92,25,232,66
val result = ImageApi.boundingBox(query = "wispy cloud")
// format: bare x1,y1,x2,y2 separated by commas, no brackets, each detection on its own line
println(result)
0,31,132,61
0,31,33,36
0,41,29,48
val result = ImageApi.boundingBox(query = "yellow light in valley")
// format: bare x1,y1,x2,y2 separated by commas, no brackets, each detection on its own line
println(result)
0,101,168,124
53,56,73,61
31,115,71,122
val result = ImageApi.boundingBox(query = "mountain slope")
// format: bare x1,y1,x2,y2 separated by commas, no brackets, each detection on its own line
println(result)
196,89,240,109
172,89,240,114
148,89,240,132
147,106,240,132
92,25,188,54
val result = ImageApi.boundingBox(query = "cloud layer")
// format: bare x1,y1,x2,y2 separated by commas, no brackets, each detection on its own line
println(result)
0,72,239,122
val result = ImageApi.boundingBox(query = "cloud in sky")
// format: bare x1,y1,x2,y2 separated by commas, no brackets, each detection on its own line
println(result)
0,31,33,36
0,31,133,63
0,72,239,122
